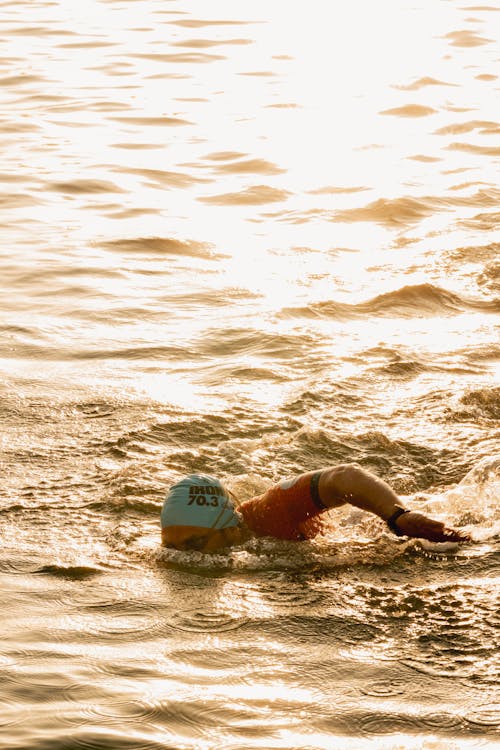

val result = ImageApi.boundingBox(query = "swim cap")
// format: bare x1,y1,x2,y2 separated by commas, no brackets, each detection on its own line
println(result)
160,474,241,530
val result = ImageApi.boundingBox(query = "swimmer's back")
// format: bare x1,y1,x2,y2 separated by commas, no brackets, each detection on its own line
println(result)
239,471,326,541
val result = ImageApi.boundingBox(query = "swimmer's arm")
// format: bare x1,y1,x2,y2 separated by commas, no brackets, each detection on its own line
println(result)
318,464,471,543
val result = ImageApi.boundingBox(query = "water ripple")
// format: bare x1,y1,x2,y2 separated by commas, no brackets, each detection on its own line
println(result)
64,601,165,642
323,616,381,644
360,680,407,697
465,703,500,730
421,712,465,730
166,607,248,633
64,687,166,727
232,579,323,609
359,712,416,735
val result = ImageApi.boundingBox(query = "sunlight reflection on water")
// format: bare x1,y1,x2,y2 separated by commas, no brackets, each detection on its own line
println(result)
1,0,499,748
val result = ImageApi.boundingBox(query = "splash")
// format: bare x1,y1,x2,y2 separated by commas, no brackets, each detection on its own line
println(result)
422,456,500,541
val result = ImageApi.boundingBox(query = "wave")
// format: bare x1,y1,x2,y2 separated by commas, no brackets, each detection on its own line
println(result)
199,184,291,205
393,76,457,90
202,150,247,161
434,119,499,135
334,195,441,226
71,345,194,361
211,158,285,175
447,241,499,263
111,166,207,188
34,563,103,580
450,387,500,421
172,38,252,49
447,141,500,157
48,179,126,195
109,114,193,126
308,185,369,195
380,104,437,117
334,188,500,226
281,283,500,320
444,29,493,47
194,327,316,358
167,19,251,28
461,211,500,231
463,343,500,362
0,343,194,362
478,261,500,291
130,52,225,64
100,236,224,259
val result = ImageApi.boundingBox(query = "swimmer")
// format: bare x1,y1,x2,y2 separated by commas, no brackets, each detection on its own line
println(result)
160,464,471,553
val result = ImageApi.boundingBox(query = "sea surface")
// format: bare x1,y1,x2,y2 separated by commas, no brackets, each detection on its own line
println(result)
1,0,499,748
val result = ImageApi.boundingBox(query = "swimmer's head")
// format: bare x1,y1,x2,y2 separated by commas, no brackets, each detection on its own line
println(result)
160,474,246,552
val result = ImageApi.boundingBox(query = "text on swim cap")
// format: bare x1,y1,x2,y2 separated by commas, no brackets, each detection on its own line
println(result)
189,485,225,496
187,484,225,508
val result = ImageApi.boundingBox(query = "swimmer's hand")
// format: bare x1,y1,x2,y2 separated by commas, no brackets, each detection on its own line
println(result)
395,511,471,543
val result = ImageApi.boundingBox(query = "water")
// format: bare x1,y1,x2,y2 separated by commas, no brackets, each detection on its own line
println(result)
1,0,499,748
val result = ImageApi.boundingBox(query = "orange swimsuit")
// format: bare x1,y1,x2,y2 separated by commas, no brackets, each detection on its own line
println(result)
239,471,327,541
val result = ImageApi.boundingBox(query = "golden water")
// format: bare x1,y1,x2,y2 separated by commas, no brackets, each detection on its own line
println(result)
1,1,499,748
